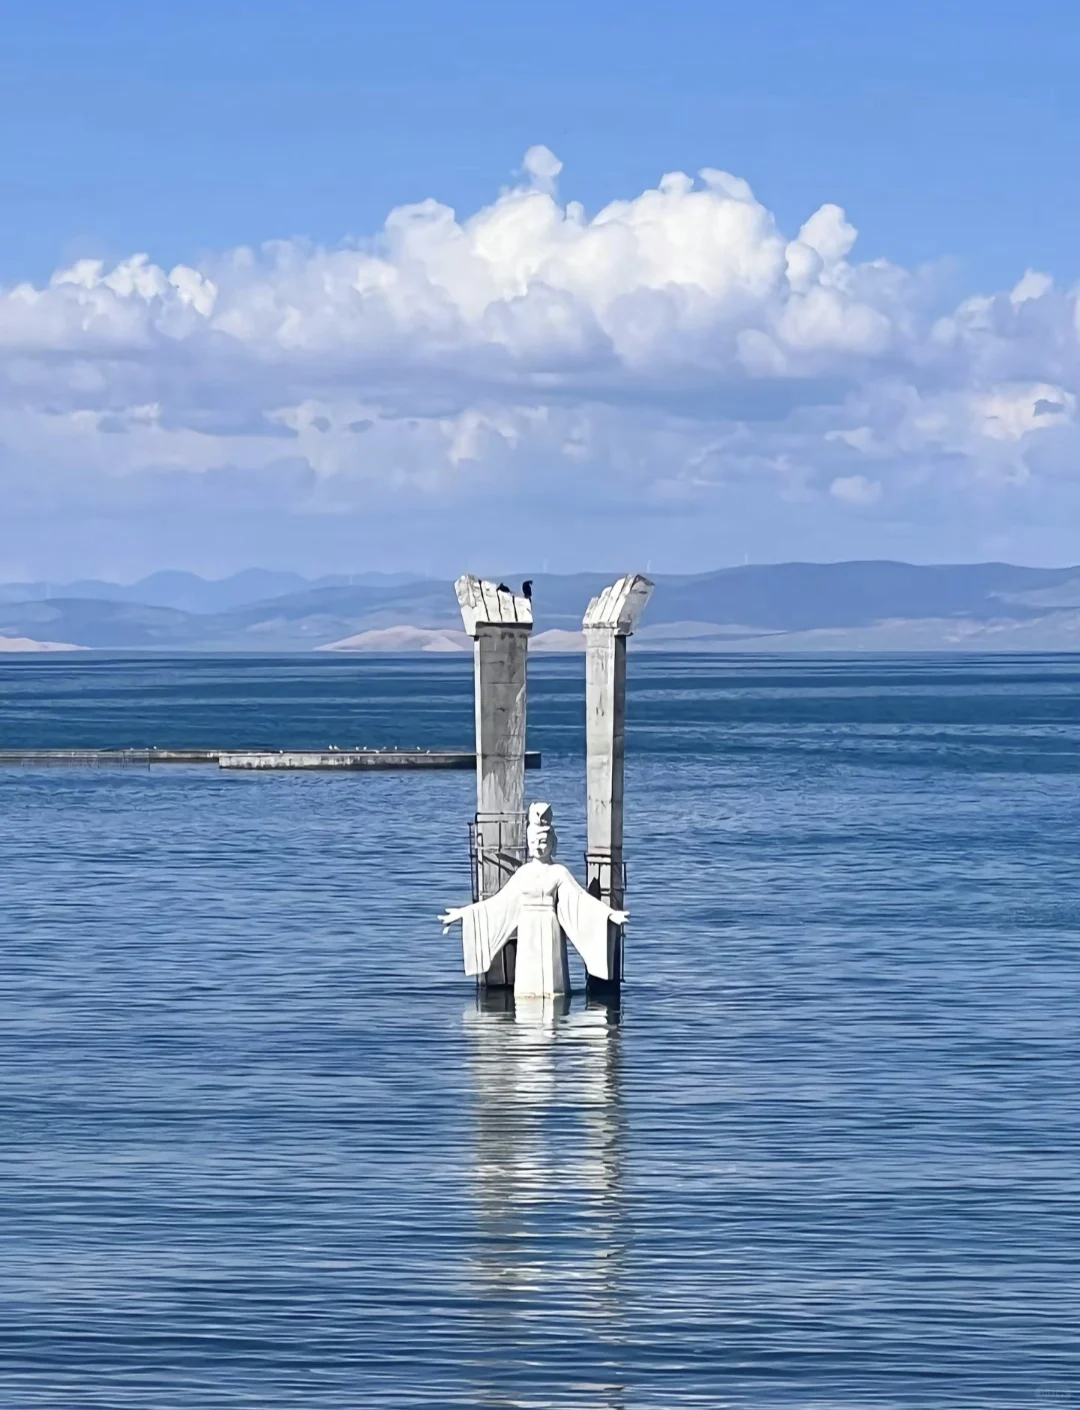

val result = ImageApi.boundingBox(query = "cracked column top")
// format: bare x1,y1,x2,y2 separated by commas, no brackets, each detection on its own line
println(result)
582,574,655,636
454,575,534,637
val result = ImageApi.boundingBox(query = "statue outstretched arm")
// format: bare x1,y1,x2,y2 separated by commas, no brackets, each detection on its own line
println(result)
439,878,522,977
554,868,627,982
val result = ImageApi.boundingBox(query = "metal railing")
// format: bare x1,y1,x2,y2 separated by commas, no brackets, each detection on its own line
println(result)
584,852,628,905
468,812,527,902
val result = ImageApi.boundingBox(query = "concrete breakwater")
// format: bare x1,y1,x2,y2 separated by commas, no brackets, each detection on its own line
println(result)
0,749,542,771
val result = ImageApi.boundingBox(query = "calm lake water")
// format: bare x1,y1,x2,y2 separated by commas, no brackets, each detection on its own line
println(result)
0,653,1077,1408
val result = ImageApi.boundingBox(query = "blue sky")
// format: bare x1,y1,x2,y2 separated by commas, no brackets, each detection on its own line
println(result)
3,0,1080,579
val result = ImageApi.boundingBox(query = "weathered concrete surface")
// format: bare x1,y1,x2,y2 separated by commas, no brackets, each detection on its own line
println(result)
582,575,655,636
0,749,221,767
455,576,533,635
455,575,534,988
584,629,628,907
582,574,654,985
0,748,540,771
219,750,541,771
473,625,530,817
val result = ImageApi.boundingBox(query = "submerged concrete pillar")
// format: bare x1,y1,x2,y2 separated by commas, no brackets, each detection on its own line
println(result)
456,575,534,988
583,574,654,985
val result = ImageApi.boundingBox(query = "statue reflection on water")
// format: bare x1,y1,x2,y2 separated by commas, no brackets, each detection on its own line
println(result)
446,574,653,1406
463,988,627,1410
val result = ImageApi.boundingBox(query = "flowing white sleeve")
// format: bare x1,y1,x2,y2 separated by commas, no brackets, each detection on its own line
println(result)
555,868,616,981
459,880,522,977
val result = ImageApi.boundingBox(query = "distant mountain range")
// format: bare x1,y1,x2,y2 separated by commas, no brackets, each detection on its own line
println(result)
4,562,1080,651
0,569,428,614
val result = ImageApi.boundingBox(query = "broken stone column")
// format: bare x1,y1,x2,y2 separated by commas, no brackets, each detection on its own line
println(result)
582,574,654,985
456,575,534,988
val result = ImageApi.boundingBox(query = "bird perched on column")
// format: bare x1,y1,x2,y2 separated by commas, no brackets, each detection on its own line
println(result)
522,580,533,600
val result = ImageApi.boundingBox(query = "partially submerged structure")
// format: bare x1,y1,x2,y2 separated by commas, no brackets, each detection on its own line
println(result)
582,574,654,985
455,575,533,987
448,572,653,997
441,801,626,999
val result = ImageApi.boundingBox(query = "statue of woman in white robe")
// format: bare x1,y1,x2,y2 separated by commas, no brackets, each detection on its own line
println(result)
440,802,629,998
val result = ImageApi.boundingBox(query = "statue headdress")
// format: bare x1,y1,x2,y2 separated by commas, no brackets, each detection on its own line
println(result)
526,801,557,858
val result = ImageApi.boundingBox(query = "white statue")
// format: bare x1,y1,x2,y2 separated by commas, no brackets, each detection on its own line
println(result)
440,802,629,998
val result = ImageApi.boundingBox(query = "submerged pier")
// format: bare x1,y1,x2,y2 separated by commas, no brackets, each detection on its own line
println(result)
0,748,542,771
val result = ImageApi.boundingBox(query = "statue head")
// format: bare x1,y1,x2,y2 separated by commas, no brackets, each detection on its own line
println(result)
526,801,557,862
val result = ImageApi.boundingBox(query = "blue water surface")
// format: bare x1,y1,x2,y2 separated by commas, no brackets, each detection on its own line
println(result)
0,653,1077,1408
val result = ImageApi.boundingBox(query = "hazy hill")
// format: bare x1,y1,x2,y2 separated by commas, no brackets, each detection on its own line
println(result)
3,562,1080,651
0,598,194,649
0,569,428,613
649,561,1080,632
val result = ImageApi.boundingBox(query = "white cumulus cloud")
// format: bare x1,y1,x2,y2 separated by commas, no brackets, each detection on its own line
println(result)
3,150,1080,569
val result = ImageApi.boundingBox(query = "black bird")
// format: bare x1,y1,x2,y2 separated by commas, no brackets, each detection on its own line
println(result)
497,581,512,594
522,579,533,600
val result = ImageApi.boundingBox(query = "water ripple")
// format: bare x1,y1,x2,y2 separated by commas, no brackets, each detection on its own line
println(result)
0,654,1076,1407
